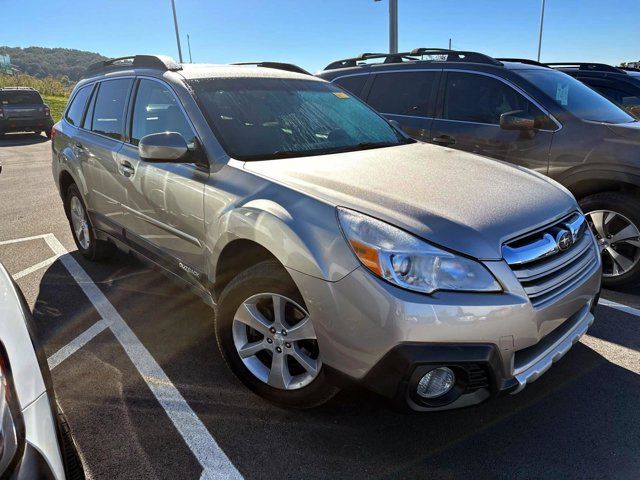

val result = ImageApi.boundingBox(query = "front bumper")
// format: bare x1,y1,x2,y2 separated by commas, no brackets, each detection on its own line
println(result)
287,253,601,411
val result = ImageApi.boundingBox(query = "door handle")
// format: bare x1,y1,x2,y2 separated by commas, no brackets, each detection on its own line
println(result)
431,135,456,146
73,142,87,152
119,160,135,177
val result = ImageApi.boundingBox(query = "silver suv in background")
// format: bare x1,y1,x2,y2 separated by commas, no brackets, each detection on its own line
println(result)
51,55,601,411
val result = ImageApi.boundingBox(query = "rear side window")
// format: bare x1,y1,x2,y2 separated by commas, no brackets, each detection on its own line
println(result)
443,72,551,127
65,86,92,126
0,90,42,105
130,79,196,147
90,79,132,140
333,75,368,98
367,72,437,117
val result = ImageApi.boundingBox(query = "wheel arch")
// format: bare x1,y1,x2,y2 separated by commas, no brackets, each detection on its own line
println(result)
560,168,640,200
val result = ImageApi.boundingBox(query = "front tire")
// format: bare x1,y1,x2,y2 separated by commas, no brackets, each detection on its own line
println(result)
64,183,116,261
214,260,339,408
581,192,640,288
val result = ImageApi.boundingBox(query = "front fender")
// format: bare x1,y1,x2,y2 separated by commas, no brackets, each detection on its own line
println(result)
208,198,358,283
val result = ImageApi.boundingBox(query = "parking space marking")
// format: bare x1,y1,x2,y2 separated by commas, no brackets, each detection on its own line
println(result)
582,334,640,372
599,298,640,317
13,255,60,280
47,320,109,370
0,233,50,245
41,234,243,480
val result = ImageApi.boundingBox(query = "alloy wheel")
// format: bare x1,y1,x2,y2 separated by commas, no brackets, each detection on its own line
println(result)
586,209,640,278
232,293,321,390
70,195,91,250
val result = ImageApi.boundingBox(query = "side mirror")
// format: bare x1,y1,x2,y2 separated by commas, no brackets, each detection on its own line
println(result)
139,132,189,162
499,110,535,131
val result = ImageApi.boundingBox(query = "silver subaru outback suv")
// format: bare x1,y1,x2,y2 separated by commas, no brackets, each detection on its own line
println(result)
51,55,601,411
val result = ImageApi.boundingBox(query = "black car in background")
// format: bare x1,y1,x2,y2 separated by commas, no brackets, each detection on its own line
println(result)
317,49,640,287
547,62,640,117
0,87,54,138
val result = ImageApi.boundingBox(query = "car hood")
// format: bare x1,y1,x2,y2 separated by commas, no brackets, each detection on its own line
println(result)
244,143,577,260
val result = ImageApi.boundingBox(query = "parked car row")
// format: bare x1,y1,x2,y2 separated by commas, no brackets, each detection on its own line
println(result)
318,49,640,287
49,53,603,417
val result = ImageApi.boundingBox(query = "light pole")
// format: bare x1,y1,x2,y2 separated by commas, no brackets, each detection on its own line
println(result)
537,0,546,62
171,0,184,63
375,0,398,54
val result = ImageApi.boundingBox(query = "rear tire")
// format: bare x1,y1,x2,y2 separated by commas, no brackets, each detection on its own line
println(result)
214,260,339,408
64,183,116,261
580,191,640,288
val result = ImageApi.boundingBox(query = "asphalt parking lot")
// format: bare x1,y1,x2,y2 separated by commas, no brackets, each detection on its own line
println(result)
1,133,639,480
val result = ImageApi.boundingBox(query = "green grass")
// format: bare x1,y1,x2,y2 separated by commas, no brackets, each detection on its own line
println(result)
42,95,68,123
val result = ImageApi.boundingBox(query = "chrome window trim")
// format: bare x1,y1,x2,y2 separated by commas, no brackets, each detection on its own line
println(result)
62,76,135,144
330,68,563,132
381,113,434,120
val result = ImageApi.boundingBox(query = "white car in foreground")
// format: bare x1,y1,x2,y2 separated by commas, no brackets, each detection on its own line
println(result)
0,262,84,479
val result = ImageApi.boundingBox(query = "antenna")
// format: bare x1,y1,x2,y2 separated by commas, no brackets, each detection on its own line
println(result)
187,34,193,63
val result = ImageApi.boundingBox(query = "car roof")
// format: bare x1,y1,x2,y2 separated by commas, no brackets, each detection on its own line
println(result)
177,64,322,82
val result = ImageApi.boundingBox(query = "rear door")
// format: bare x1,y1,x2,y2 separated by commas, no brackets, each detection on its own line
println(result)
430,71,556,173
81,78,133,234
116,78,207,283
364,70,440,142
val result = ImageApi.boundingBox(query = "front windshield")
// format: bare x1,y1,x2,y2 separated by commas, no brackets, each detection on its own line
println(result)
188,77,409,160
518,69,636,124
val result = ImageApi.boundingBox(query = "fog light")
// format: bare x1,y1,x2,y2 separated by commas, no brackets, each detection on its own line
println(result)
417,367,455,398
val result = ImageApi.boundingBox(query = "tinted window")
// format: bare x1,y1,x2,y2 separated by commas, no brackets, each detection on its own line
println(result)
518,69,635,124
368,72,436,116
65,86,92,126
189,77,408,160
91,79,132,140
333,75,368,97
131,79,195,147
443,72,551,127
82,87,97,130
580,79,640,109
0,90,42,105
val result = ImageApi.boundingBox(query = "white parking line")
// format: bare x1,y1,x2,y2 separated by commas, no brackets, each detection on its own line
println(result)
13,255,60,280
599,298,640,318
47,320,109,370
1,233,243,480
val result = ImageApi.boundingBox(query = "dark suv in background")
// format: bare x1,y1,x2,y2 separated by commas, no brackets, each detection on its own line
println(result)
317,48,640,287
0,87,54,138
546,62,640,116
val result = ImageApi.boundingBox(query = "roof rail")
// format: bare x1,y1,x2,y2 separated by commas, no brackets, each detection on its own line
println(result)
323,48,502,70
0,86,36,90
410,48,503,66
323,52,419,70
232,62,311,75
546,62,624,73
496,58,548,67
84,55,182,77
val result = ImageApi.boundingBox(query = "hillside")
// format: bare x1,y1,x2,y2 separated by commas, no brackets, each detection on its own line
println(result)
0,46,108,81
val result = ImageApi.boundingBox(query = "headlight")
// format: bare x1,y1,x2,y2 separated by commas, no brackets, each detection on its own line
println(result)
337,207,501,294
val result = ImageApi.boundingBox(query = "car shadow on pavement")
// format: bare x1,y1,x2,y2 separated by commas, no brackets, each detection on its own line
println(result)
31,253,640,480
0,132,49,147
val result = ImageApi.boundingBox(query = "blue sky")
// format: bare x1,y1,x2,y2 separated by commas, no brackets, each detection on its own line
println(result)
1,0,638,72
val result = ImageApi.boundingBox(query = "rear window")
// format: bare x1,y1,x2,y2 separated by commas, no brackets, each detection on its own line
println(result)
65,85,92,127
0,90,43,105
367,71,437,117
90,79,132,140
333,75,368,97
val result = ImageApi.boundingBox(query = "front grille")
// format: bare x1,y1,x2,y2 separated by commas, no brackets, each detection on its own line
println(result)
502,213,599,308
